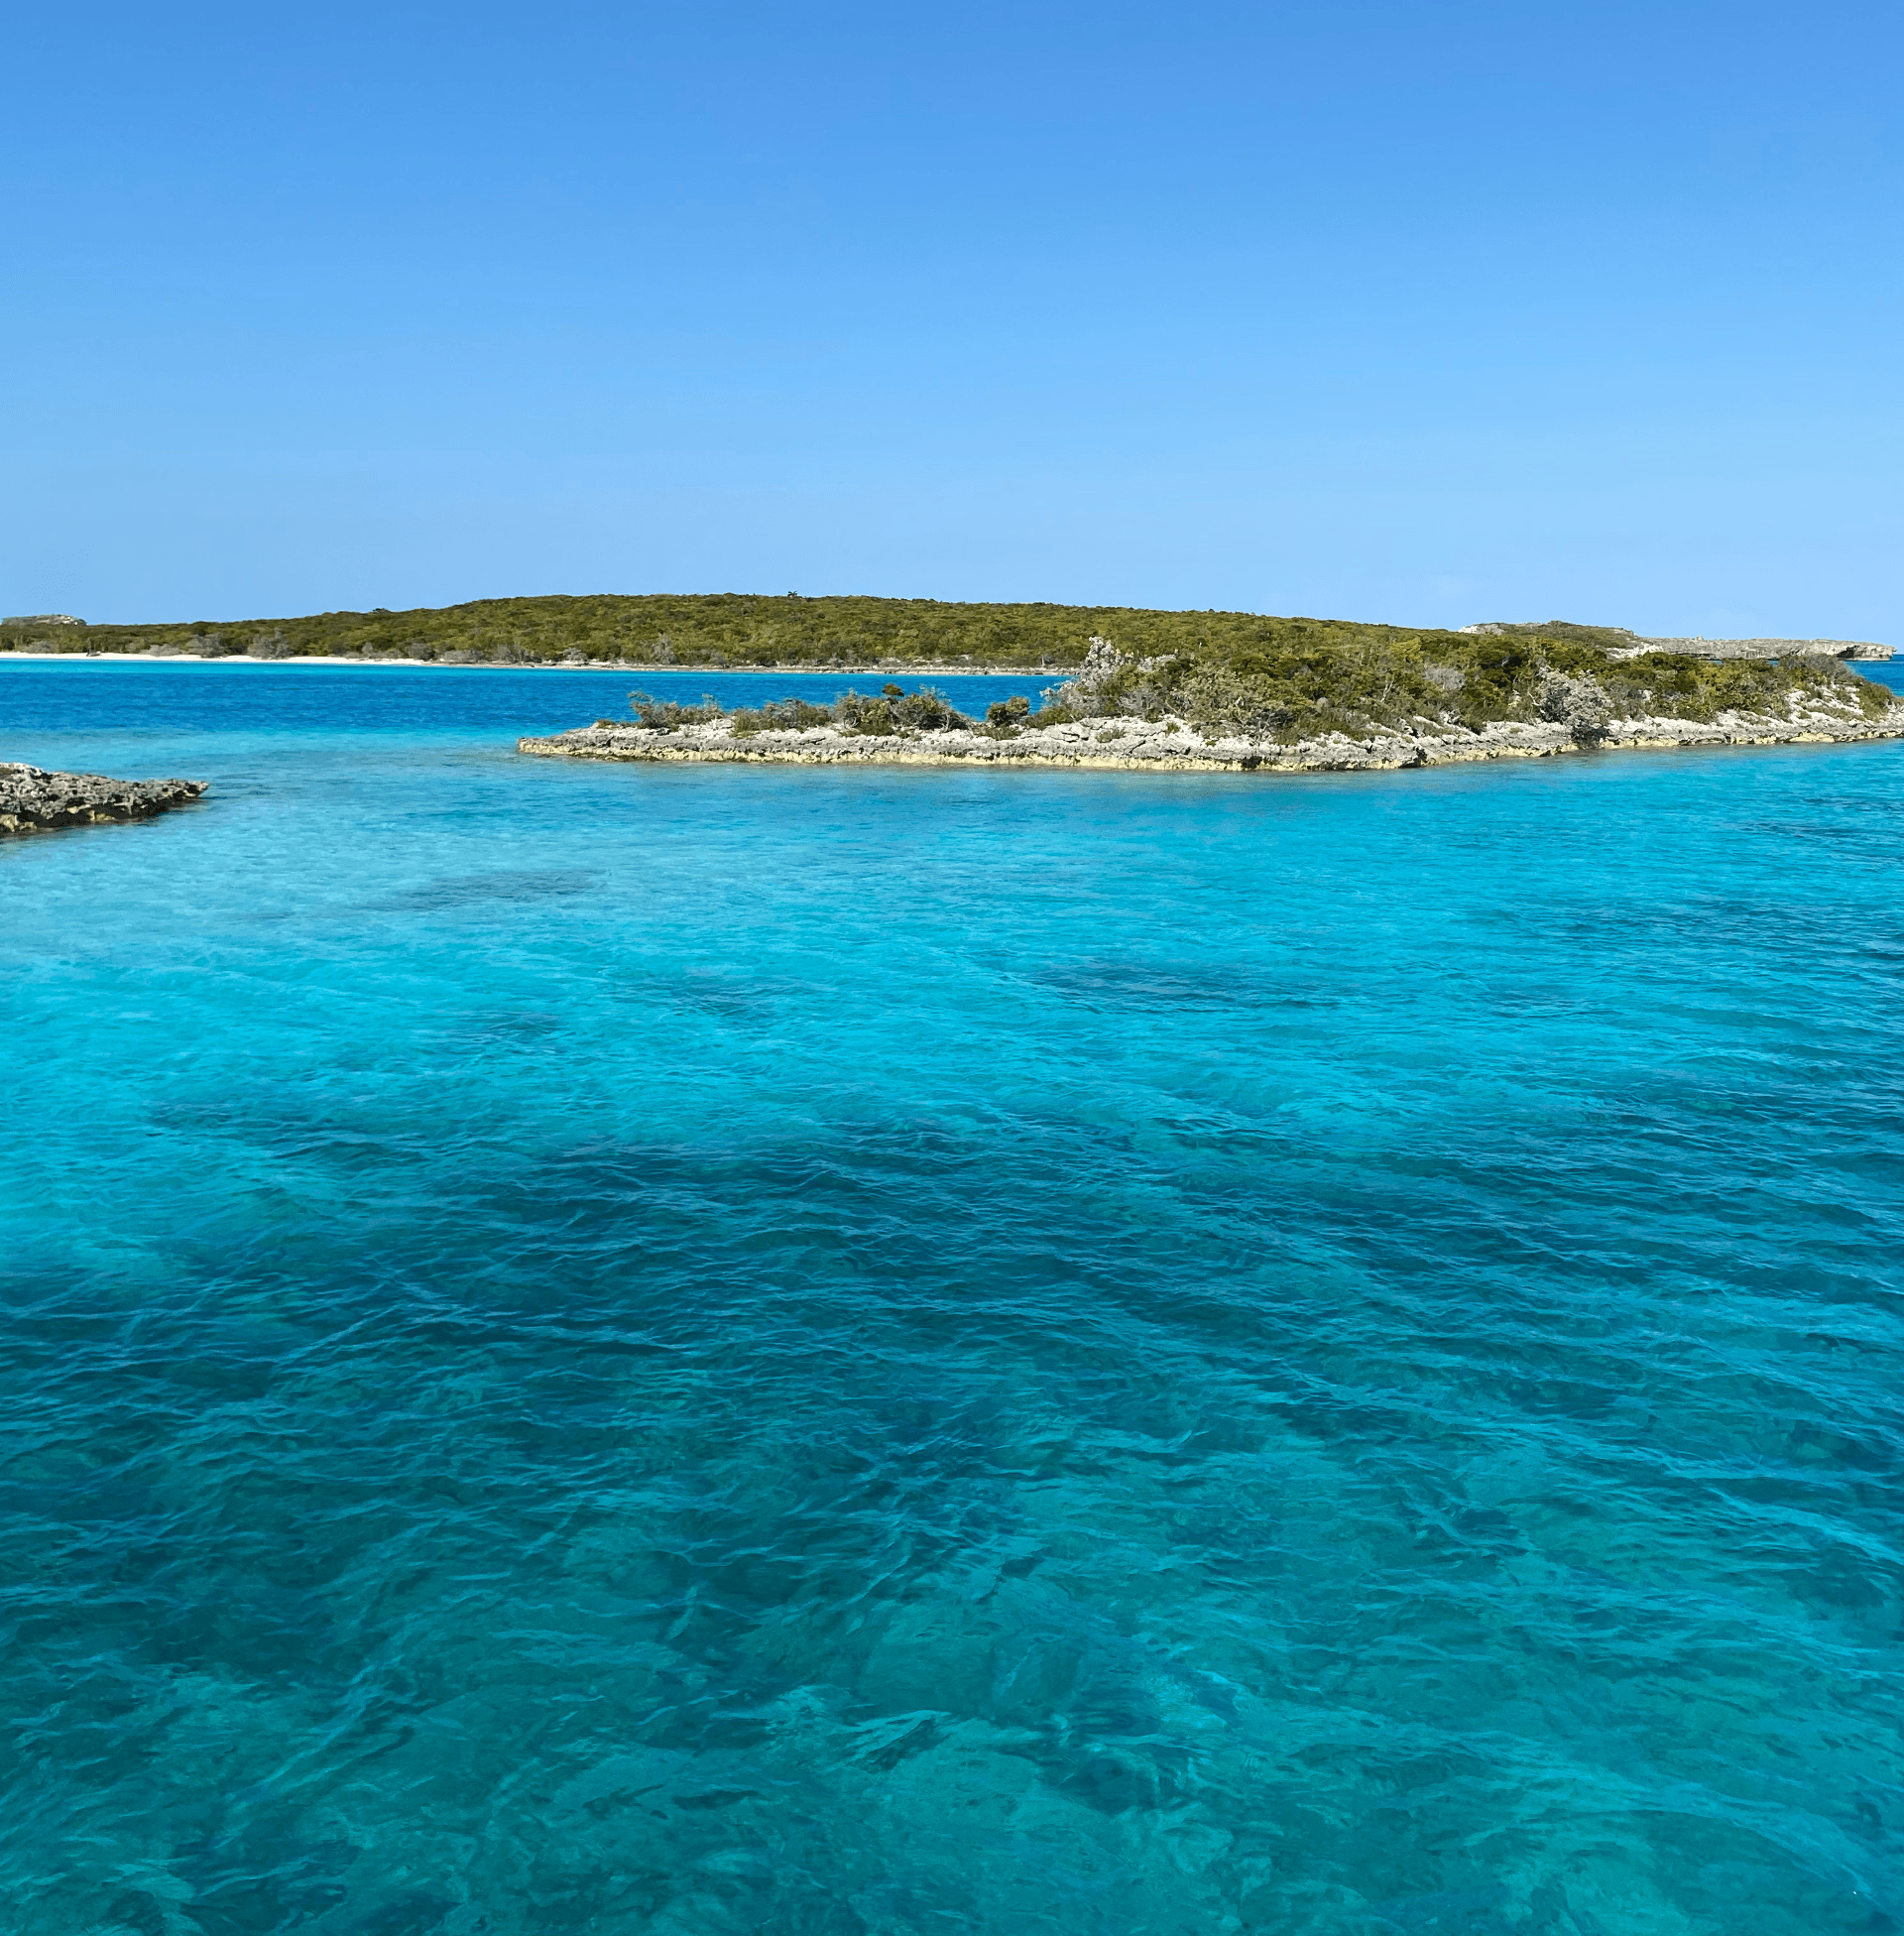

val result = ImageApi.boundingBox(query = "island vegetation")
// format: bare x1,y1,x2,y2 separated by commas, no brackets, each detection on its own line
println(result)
1062,631,1897,738
601,635,1893,746
3,593,1251,668
6,595,1891,741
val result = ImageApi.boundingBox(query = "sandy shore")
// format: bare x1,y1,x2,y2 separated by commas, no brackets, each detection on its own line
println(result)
0,653,1052,675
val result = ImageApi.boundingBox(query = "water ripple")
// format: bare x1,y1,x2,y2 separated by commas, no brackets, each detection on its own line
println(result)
2,665,1902,1933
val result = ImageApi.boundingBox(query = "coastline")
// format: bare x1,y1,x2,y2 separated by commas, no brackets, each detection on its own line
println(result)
520,704,1904,775
0,652,1055,676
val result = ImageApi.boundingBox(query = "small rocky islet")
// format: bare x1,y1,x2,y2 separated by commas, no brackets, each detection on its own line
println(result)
520,628,1904,776
0,764,208,837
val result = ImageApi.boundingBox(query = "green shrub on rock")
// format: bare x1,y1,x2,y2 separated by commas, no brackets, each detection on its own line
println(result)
628,691,726,731
731,696,837,735
836,687,970,735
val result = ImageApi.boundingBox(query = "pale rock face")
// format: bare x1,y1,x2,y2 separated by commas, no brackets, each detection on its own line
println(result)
519,681,1900,777
1461,620,1895,662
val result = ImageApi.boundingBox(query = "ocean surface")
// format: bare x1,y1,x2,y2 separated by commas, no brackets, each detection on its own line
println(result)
5,661,1902,1936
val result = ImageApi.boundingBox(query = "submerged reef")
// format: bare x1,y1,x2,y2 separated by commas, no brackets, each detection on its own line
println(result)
0,764,207,836
520,646,1903,775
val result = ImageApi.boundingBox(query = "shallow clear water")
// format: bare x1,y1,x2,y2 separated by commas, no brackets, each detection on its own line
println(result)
5,662,1902,1935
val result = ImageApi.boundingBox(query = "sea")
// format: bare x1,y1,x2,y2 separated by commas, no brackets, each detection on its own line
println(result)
5,660,1902,1935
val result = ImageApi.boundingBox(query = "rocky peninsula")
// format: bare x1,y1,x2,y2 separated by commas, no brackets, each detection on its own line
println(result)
520,636,1902,776
0,764,207,837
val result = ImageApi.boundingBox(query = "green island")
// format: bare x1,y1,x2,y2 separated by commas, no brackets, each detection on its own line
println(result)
8,595,1895,771
3,592,1293,668
516,620,1901,776
7,593,1886,682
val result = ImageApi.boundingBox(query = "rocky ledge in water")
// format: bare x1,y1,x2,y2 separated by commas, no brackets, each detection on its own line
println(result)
0,764,208,836
521,690,1903,776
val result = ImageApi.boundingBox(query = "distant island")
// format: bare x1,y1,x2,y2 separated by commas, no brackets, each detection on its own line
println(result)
518,623,1902,775
1,595,1892,672
8,593,1895,776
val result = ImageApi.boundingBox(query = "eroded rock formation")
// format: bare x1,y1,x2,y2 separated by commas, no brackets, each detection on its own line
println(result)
0,764,208,837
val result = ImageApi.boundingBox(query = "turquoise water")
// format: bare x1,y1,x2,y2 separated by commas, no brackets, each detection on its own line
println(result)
5,662,1902,1935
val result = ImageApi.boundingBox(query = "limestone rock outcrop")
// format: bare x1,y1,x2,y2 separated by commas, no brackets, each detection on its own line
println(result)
0,764,208,836
519,684,1904,777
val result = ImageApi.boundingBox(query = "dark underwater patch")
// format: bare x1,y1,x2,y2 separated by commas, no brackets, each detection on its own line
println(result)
368,868,601,910
1031,956,1335,1013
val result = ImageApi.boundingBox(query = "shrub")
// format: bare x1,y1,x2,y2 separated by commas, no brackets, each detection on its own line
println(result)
628,690,725,730
893,686,969,730
1033,688,1088,724
1535,671,1611,743
835,690,898,734
731,696,835,735
1177,667,1298,736
1854,673,1898,717
836,686,970,734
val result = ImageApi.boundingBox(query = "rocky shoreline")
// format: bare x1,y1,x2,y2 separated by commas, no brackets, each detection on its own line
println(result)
0,764,208,837
520,691,1904,776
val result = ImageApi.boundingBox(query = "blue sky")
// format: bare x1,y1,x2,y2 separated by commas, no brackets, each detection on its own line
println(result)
7,1,1898,636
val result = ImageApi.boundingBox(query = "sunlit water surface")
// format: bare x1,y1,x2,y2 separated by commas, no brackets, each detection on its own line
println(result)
5,662,1903,1935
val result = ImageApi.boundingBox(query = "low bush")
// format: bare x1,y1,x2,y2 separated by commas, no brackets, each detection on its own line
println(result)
628,690,725,730
731,696,836,735
628,684,975,737
836,686,971,734
1175,667,1298,736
